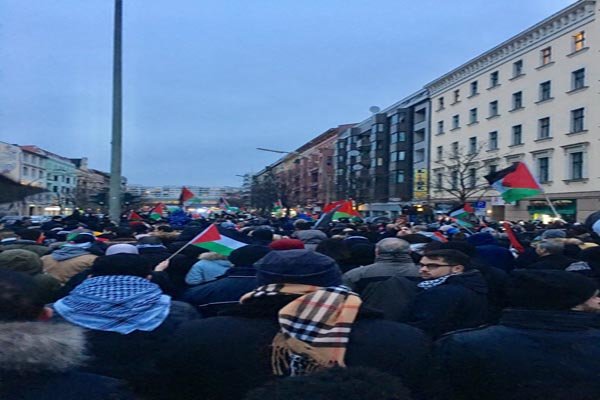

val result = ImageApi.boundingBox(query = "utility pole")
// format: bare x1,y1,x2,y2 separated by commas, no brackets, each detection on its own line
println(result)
109,0,123,223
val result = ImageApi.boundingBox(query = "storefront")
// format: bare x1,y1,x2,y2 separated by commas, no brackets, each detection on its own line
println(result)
527,199,577,223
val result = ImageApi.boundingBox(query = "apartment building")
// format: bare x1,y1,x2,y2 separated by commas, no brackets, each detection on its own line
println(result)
426,0,598,222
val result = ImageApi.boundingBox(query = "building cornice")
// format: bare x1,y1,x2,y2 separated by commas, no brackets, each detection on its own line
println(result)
425,0,596,96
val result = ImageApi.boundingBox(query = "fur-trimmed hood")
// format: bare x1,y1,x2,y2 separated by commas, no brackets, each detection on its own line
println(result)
0,322,88,374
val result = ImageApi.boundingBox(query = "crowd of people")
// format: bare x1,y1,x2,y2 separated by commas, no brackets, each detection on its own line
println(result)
1,210,600,399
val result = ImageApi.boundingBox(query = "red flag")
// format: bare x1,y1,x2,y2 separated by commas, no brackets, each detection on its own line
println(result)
128,210,143,221
503,222,525,254
179,187,195,205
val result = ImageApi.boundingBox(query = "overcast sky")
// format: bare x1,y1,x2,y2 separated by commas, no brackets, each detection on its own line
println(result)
0,0,574,187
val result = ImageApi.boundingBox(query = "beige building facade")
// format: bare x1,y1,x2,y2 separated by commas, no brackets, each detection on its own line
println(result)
426,0,599,222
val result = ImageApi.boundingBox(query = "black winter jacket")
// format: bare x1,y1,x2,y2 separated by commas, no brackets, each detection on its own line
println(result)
404,271,488,337
433,309,600,400
152,296,431,400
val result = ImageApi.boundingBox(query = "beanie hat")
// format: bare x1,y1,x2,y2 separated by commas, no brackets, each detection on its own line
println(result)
91,254,151,278
507,270,597,310
0,249,43,275
228,245,271,267
269,239,305,251
106,243,139,256
254,249,342,287
541,229,566,239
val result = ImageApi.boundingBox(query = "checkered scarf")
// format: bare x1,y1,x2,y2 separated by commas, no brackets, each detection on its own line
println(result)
240,283,361,376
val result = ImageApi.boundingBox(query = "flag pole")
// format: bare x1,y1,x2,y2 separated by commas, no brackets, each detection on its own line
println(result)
165,223,212,261
543,194,561,220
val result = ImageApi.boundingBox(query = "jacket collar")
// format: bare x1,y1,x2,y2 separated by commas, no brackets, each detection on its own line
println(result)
501,308,600,331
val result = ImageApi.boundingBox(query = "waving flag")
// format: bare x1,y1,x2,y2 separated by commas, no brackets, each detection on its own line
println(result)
449,203,474,228
188,224,248,256
150,203,165,221
128,210,143,221
485,162,542,203
323,200,361,220
179,187,201,205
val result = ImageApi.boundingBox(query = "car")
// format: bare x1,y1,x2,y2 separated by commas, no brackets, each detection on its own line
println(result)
0,215,26,226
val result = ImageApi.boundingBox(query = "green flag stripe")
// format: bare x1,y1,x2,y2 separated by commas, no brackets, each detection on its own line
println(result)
502,188,542,203
192,241,238,256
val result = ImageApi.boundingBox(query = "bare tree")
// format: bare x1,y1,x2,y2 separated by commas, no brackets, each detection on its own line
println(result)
433,143,490,204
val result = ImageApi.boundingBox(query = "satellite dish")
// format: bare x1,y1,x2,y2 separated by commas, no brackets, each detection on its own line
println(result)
369,106,380,114
352,164,364,171
347,150,360,157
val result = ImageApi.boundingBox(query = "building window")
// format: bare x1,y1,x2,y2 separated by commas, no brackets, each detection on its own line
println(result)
451,141,459,156
541,47,552,65
66,177,70,184
539,81,552,101
571,108,585,133
537,157,550,183
488,164,498,175
436,172,443,190
438,97,445,110
396,170,405,183
489,71,499,88
390,114,399,125
452,115,460,129
376,158,383,166
52,186,58,193
437,121,444,135
469,137,477,154
451,170,459,189
489,131,498,150
512,91,523,109
468,168,477,188
489,100,499,117
23,166,29,177
453,89,460,103
470,81,478,96
469,108,478,124
538,117,551,139
512,60,523,77
398,151,406,161
573,31,585,52
437,146,443,161
572,68,585,90
414,149,424,163
398,132,406,142
372,123,384,133
54,175,58,182
390,133,398,143
570,152,584,180
511,125,523,145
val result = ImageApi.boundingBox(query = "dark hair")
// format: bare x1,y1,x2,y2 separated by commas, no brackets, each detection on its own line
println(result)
157,225,174,232
315,239,352,264
138,236,163,246
294,220,311,230
0,270,45,321
244,367,412,400
71,233,96,244
423,249,471,270
91,254,152,278
17,228,42,241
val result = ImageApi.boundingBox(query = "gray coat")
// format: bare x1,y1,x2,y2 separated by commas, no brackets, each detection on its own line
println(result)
342,253,419,290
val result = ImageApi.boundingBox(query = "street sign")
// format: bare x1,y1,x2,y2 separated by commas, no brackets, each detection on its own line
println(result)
474,201,486,209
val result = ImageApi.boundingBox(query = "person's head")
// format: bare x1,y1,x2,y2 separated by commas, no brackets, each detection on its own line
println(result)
507,270,600,312
0,249,43,276
315,239,351,264
137,236,164,246
293,220,311,231
0,269,48,321
16,228,42,242
254,249,342,287
541,229,566,240
385,223,398,233
419,249,470,280
396,226,413,237
535,239,564,257
106,243,139,256
71,232,96,244
269,238,305,251
228,245,271,267
244,367,412,400
91,253,152,278
375,238,410,257
252,228,274,243
199,251,229,261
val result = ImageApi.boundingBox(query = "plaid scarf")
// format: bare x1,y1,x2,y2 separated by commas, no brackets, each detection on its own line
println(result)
240,283,361,376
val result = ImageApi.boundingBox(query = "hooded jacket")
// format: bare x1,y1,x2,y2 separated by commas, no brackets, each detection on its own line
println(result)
434,309,600,400
0,321,134,400
0,250,61,303
41,244,98,284
0,239,49,257
405,270,489,337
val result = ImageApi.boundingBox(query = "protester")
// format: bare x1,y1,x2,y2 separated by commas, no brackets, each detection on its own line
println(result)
434,270,600,400
291,219,327,250
526,239,577,270
0,269,134,400
0,228,49,256
405,249,488,337
155,249,430,400
41,232,100,283
342,238,419,292
0,249,61,303
185,251,233,285
467,232,515,271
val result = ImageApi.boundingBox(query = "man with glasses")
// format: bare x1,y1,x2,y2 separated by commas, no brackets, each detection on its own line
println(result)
405,249,488,337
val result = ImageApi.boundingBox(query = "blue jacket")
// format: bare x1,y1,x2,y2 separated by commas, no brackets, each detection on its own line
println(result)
467,233,515,272
434,309,600,400
185,259,232,285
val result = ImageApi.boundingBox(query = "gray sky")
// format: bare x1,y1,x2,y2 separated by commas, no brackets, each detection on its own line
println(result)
0,0,573,187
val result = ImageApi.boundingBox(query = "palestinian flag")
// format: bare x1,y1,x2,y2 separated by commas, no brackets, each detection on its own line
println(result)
179,187,201,205
188,224,248,256
324,200,361,220
150,203,165,221
484,162,542,203
128,210,143,221
449,203,474,228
